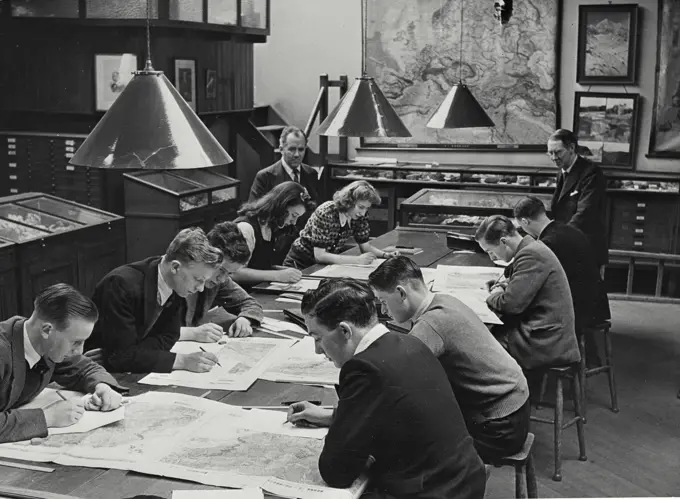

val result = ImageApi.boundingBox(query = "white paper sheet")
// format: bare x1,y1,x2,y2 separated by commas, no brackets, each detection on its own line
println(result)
310,259,387,280
261,317,307,336
262,278,321,294
19,388,126,436
0,392,368,499
260,337,339,386
172,488,263,499
139,337,295,391
439,289,503,325
240,408,328,440
432,265,505,292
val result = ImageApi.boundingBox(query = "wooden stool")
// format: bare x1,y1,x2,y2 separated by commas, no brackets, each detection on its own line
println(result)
486,433,538,498
531,365,587,481
579,321,619,419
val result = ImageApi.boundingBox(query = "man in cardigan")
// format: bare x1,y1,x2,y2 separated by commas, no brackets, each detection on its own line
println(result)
248,126,320,204
287,279,486,499
180,222,263,341
368,256,530,463
475,215,580,371
1,284,126,444
548,129,608,278
86,228,223,374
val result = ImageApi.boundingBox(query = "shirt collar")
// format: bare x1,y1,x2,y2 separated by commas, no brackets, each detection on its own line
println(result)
412,292,436,323
354,323,389,356
338,211,351,228
261,223,272,242
23,322,41,368
281,158,299,181
562,155,578,175
157,259,173,305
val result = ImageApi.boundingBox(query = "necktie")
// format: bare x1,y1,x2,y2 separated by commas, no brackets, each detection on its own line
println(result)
33,357,50,375
292,168,300,183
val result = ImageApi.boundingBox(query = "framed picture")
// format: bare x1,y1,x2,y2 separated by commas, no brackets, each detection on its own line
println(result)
173,59,197,111
573,92,639,168
205,69,217,100
95,54,138,111
576,4,639,85
648,0,680,158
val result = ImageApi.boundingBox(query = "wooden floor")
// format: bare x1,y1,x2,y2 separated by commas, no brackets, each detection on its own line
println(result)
486,300,680,498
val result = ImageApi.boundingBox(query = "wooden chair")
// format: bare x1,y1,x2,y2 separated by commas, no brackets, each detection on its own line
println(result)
579,321,619,419
486,433,538,498
530,365,587,481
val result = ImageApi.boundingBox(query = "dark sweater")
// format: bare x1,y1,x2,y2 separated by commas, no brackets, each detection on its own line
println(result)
320,332,486,499
86,257,183,373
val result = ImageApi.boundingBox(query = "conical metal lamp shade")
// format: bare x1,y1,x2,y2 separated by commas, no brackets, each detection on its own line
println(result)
317,76,411,137
70,71,232,169
426,82,495,129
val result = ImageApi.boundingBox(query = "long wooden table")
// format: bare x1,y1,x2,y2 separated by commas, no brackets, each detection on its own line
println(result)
0,227,493,499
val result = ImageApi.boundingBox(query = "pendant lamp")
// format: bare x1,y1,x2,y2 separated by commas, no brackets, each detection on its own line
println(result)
69,1,232,170
317,0,410,138
426,0,494,129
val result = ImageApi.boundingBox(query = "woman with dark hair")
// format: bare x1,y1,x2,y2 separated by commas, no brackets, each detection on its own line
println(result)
233,181,316,285
283,180,399,270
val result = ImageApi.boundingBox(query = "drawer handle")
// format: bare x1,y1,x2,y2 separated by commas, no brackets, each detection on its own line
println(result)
10,188,18,193
634,241,643,247
8,163,16,168
7,144,16,150
7,138,16,143
636,203,646,208
635,228,643,234
65,140,75,146
8,151,15,155
635,215,645,221
65,153,74,158
9,175,17,180
66,165,75,171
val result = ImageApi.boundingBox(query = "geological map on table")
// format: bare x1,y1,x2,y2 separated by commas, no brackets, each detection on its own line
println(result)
364,0,560,147
0,392,368,499
261,337,340,386
139,337,294,391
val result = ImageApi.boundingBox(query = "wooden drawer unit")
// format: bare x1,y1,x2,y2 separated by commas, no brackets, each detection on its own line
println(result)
609,194,678,253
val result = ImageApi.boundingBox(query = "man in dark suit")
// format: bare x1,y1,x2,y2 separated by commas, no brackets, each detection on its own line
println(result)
86,228,222,374
475,215,581,371
287,278,486,499
1,284,126,443
248,126,320,203
548,129,608,278
514,197,610,365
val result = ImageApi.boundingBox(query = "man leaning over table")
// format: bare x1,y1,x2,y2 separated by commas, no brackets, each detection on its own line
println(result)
287,278,486,499
368,256,530,463
0,284,126,444
86,227,222,374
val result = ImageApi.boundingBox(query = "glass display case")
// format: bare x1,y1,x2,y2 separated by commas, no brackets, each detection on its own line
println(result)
400,189,553,231
123,168,241,261
0,192,126,315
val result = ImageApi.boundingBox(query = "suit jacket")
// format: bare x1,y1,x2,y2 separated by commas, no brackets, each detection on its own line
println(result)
320,332,486,499
86,256,184,374
551,156,608,266
184,277,264,327
0,316,126,443
248,160,320,203
487,237,580,370
539,221,602,331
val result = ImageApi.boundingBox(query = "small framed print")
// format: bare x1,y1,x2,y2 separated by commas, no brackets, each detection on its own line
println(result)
573,92,640,168
205,69,217,100
95,53,138,111
576,4,639,85
174,58,197,111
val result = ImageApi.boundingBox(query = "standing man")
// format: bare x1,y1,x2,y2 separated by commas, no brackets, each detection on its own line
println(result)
86,228,223,374
287,278,486,499
548,129,608,279
1,284,126,443
248,126,320,204
368,256,530,463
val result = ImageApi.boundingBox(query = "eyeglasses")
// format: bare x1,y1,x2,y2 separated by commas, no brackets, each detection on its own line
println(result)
546,150,564,158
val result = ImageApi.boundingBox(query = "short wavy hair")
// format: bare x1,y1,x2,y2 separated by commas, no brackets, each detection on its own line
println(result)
332,180,381,212
279,126,307,150
207,222,250,265
549,129,578,148
513,196,547,221
301,278,377,330
34,283,99,330
475,215,518,245
237,181,315,229
165,227,223,267
368,256,425,292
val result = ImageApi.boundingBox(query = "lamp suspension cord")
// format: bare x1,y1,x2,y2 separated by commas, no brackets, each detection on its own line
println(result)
459,0,464,82
361,0,367,75
145,0,152,69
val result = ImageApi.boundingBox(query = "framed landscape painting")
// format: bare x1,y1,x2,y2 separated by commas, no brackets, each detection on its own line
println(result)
573,92,639,168
577,4,639,85
648,0,680,158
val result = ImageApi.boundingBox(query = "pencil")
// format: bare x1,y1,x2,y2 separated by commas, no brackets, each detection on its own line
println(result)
199,346,222,367
56,391,68,401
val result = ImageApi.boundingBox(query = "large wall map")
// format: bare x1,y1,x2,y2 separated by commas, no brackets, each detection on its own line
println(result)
365,0,561,149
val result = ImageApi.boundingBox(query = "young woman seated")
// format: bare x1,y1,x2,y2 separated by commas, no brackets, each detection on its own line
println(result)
233,181,316,286
283,180,398,269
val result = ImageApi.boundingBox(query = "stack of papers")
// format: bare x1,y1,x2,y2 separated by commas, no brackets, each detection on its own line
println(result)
261,337,339,386
172,489,263,499
311,259,386,280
